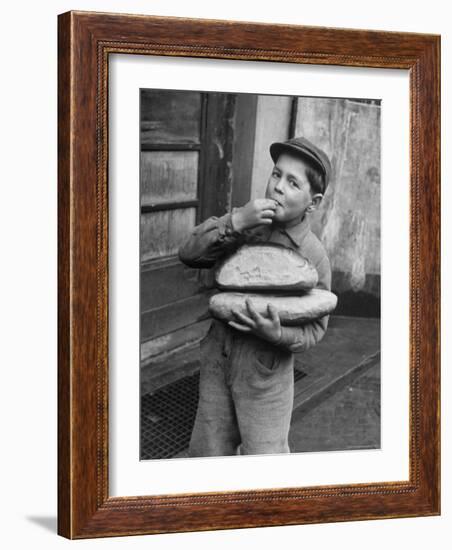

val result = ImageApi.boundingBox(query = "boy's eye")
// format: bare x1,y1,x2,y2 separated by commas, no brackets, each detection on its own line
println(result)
272,171,280,178
290,180,300,189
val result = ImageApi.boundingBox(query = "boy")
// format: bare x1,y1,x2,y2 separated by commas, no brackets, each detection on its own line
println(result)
179,136,332,457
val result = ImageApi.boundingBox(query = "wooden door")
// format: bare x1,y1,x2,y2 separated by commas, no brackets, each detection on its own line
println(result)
140,90,237,372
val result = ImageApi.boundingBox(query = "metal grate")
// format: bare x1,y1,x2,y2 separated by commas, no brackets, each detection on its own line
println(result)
141,366,307,459
140,371,200,459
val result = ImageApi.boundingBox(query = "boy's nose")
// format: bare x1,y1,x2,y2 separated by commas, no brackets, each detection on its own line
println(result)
274,179,284,193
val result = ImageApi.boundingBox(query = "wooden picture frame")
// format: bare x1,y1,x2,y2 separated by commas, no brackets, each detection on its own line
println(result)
58,11,440,539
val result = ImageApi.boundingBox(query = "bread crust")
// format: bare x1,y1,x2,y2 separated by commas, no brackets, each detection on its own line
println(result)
215,243,318,291
209,289,337,325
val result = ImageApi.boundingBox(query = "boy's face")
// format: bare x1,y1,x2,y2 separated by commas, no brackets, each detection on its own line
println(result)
265,153,323,227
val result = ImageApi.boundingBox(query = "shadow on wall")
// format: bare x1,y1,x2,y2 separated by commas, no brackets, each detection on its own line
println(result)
334,289,380,318
332,270,380,318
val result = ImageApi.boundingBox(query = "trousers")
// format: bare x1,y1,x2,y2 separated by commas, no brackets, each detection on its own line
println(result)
189,320,294,457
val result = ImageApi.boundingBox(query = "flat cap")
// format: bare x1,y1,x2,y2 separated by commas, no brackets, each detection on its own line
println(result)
270,136,332,192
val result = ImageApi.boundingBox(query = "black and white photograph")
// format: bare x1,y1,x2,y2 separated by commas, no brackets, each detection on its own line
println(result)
139,89,381,460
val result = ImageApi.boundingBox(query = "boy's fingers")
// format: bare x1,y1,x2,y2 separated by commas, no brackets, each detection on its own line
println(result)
262,199,277,210
255,201,276,214
267,304,280,324
245,299,262,322
261,209,275,218
228,321,252,332
232,309,256,328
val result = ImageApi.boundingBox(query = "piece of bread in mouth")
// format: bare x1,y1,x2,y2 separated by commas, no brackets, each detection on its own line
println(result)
215,243,318,292
209,289,338,325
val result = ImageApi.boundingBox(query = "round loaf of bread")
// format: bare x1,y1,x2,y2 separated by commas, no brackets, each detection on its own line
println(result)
209,289,337,325
215,243,318,291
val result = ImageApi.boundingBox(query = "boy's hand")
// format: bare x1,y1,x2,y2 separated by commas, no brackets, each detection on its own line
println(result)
228,299,282,345
231,199,277,232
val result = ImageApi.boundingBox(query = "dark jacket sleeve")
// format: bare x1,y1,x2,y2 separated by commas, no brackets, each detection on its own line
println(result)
178,211,244,268
275,255,332,353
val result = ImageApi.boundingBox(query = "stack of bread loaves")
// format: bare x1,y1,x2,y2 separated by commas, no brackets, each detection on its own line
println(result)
209,243,337,325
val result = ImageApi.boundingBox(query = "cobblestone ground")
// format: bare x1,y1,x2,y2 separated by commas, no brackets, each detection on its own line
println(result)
289,363,380,452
